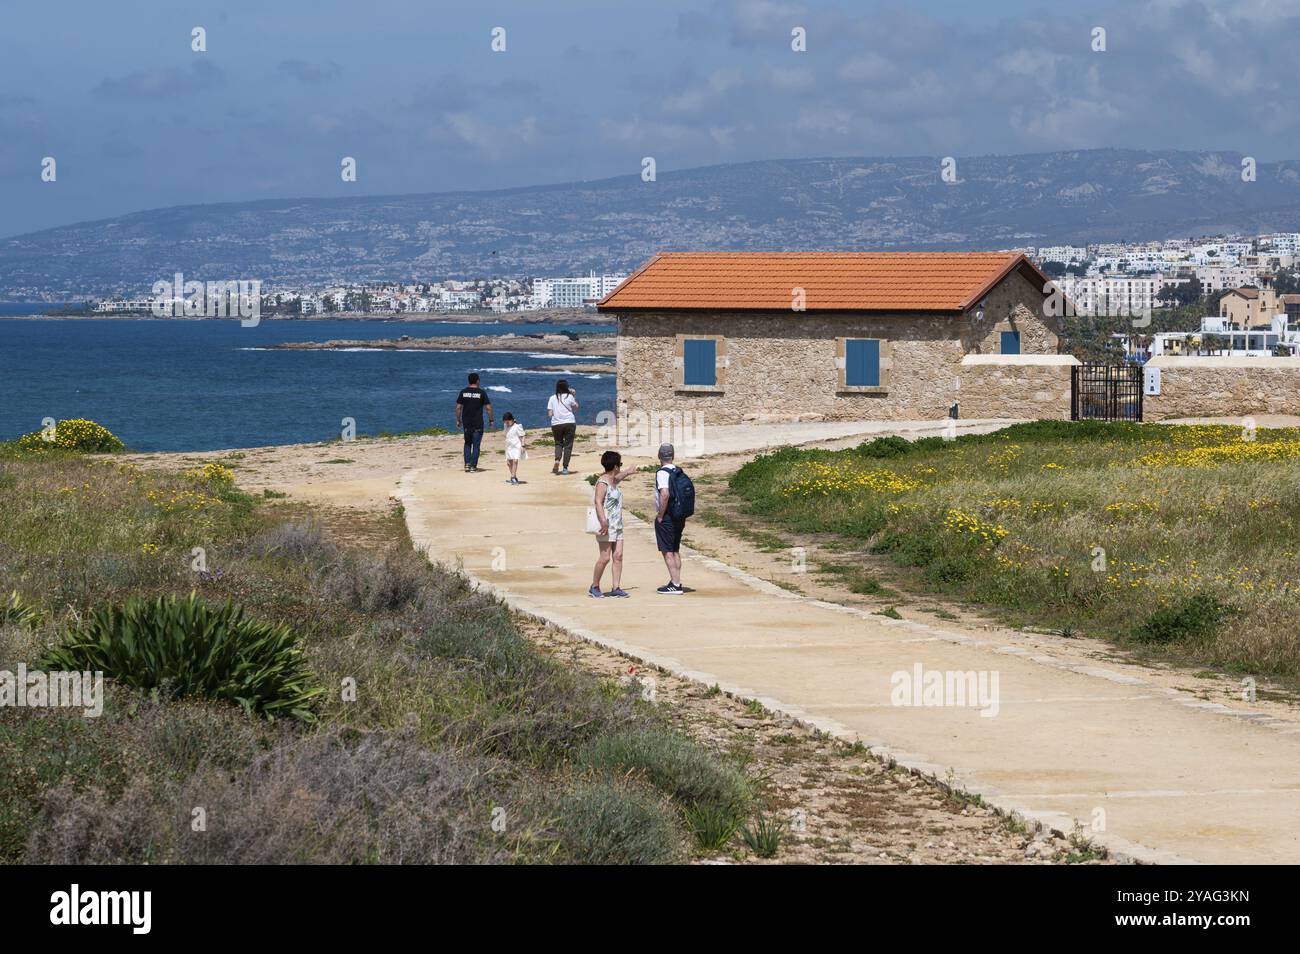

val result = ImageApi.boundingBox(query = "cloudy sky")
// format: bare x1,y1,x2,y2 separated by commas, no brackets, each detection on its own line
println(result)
1,0,1296,236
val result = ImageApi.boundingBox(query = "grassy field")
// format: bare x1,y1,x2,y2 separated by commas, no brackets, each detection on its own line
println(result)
730,421,1300,680
0,437,755,864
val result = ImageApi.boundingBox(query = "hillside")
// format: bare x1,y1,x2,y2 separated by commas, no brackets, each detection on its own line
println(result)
4,149,1300,299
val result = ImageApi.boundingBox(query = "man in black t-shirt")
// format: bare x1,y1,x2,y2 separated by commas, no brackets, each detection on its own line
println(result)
455,372,493,472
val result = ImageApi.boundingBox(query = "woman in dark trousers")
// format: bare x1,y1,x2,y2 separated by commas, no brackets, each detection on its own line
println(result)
546,378,580,475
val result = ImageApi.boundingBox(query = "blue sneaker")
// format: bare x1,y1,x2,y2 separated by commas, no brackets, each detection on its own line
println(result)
608,588,630,598
588,586,603,599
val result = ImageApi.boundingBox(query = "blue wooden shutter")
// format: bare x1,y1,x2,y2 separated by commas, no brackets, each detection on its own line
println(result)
683,339,716,386
845,339,880,387
1000,331,1021,355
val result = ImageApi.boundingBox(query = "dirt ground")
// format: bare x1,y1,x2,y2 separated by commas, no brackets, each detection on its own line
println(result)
522,616,1103,864
129,429,1118,863
673,448,1300,722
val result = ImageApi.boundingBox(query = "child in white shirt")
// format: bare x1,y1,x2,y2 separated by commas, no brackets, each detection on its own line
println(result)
503,413,526,484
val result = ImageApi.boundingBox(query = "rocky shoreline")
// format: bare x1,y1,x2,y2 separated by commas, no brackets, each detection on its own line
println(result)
273,332,615,357
529,362,616,374
17,306,613,325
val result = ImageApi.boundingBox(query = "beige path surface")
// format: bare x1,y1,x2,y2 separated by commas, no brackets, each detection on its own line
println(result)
397,421,1300,865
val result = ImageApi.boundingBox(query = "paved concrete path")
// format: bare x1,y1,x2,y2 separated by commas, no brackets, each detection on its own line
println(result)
398,420,1300,864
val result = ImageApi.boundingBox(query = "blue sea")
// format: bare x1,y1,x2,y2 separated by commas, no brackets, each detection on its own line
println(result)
0,310,616,451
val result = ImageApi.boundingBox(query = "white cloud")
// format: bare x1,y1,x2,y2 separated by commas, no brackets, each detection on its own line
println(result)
599,117,697,146
731,0,807,36
837,53,892,83
662,68,745,115
995,48,1061,83
1009,97,1123,147
443,113,538,158
764,66,815,91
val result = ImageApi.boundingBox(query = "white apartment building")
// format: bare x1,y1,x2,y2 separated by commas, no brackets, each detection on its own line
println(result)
531,272,627,309
436,289,480,311
1055,276,1187,316
93,298,158,313
1247,252,1300,270
1260,233,1300,256
1194,265,1264,292
530,279,554,309
1188,242,1251,266
1035,245,1088,264
551,279,594,308
1112,251,1179,273
1091,243,1129,257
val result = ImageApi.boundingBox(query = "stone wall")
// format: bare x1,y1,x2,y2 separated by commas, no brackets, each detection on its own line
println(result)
1145,356,1300,420
613,268,1059,424
958,355,1078,420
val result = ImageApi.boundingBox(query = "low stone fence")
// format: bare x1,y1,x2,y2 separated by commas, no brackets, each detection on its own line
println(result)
1145,356,1300,420
958,354,1078,420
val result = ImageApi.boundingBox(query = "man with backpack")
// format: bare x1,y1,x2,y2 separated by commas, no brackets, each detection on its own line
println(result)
653,443,694,594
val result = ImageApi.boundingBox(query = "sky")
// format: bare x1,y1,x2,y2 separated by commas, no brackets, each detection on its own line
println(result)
2,0,1298,237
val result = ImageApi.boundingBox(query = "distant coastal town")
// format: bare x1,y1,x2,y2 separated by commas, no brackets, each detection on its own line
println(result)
77,271,629,319
54,230,1300,322
1010,231,1300,317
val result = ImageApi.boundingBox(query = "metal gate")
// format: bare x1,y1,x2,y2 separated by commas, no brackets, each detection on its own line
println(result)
1071,363,1143,421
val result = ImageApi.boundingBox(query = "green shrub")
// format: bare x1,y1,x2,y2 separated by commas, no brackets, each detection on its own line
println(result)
42,593,324,721
555,781,684,864
578,727,752,822
0,707,129,862
855,435,914,459
873,529,938,567
244,520,338,565
15,419,124,453
739,813,786,858
1,591,41,628
684,802,740,850
28,726,508,865
1134,591,1236,644
848,422,1152,461
848,575,886,596
921,554,981,587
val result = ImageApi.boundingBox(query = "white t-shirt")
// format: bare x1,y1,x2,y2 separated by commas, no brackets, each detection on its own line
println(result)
547,393,577,426
655,464,676,512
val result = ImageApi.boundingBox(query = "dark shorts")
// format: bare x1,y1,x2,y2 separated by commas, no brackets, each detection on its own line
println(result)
655,515,685,553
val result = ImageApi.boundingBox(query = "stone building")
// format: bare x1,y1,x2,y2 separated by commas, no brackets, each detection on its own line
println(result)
598,251,1063,424
1221,284,1282,330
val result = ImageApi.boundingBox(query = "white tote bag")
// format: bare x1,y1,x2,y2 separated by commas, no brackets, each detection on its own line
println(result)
585,506,602,534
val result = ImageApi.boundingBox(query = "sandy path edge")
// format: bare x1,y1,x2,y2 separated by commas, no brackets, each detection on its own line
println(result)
395,464,1210,865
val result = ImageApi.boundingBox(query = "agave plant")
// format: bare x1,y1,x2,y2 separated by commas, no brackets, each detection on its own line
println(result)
43,593,324,721
0,591,42,628
684,803,740,851
739,814,786,859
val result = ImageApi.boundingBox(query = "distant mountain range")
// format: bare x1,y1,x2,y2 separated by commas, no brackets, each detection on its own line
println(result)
5,149,1300,300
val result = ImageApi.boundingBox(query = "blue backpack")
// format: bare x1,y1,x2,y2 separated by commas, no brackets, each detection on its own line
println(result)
660,466,696,521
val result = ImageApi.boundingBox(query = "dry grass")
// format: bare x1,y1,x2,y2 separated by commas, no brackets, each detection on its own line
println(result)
0,446,750,864
730,421,1300,679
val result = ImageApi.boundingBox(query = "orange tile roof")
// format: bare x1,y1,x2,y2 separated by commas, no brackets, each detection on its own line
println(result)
598,251,1051,313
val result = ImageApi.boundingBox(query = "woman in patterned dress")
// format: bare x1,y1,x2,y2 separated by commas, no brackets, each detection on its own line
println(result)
590,450,632,598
